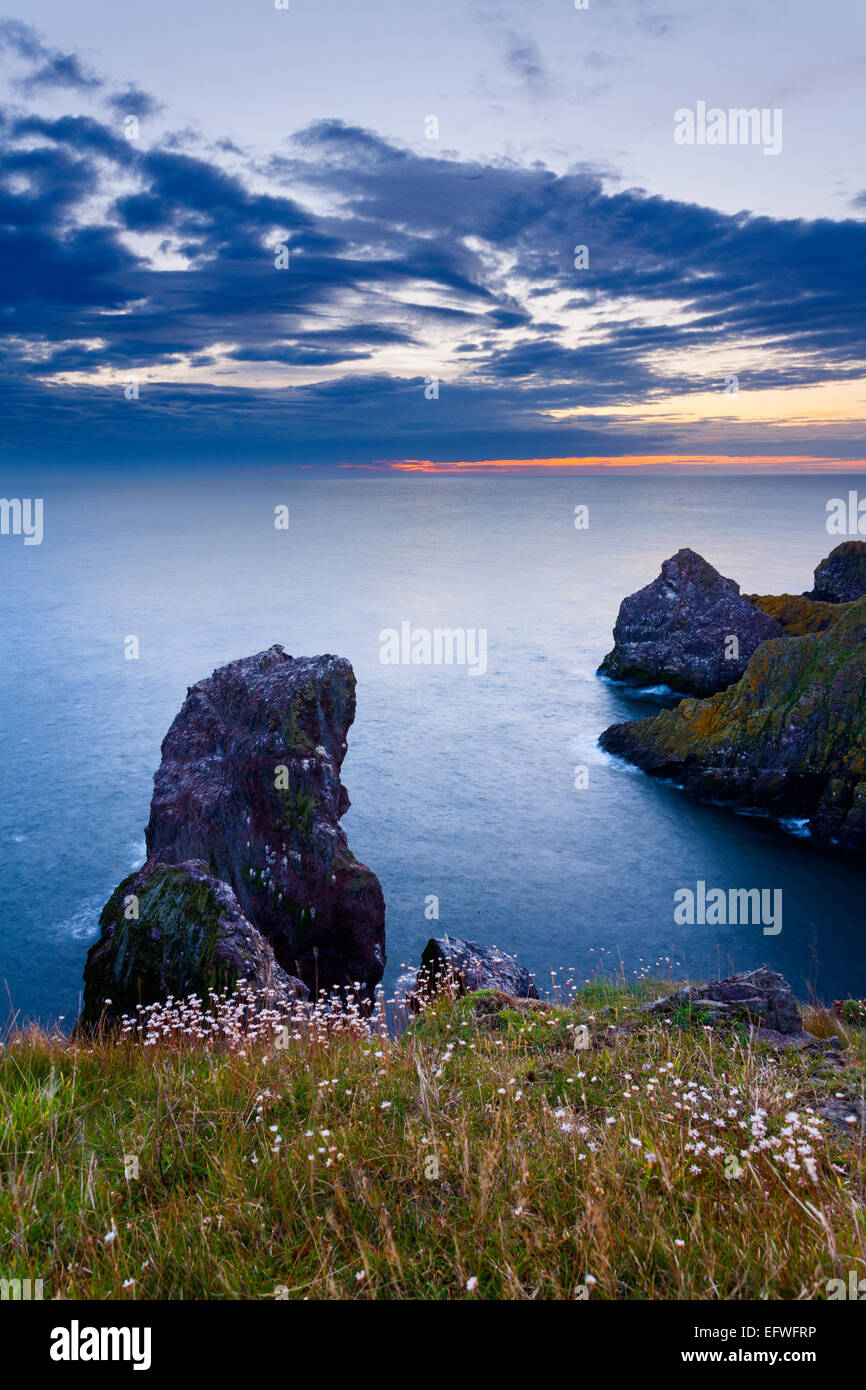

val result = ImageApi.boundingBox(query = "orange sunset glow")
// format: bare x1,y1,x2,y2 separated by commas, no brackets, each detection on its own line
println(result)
387,455,866,474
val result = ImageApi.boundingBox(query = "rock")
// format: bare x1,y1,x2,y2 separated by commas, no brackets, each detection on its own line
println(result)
637,967,802,1034
80,646,386,1027
748,1027,820,1050
143,645,385,999
599,596,866,850
419,936,538,999
80,860,308,1029
810,541,866,603
470,992,551,1028
598,549,782,696
747,592,848,635
818,1097,865,1134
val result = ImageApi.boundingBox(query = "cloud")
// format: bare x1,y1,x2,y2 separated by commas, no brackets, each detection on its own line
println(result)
104,86,164,120
20,51,100,93
0,18,100,92
0,93,863,465
0,18,47,63
502,30,548,94
0,18,161,123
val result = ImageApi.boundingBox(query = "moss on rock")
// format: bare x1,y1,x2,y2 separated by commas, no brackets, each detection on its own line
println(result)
600,596,866,849
80,861,306,1029
748,593,850,635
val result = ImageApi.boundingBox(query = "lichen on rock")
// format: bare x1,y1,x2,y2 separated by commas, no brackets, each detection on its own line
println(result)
599,596,866,850
747,592,849,635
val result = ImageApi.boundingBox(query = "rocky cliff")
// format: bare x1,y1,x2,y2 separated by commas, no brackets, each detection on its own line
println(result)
598,548,783,696
810,541,866,604
81,646,386,1025
600,598,866,850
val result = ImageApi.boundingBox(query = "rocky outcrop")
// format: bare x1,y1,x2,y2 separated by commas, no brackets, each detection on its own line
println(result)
599,598,866,850
637,967,802,1034
81,646,386,1026
747,592,848,635
598,549,782,696
810,541,866,604
80,861,308,1029
145,645,385,997
418,936,537,999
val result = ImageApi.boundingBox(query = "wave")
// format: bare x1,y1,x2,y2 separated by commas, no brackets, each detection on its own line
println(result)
128,838,147,870
780,817,812,839
48,895,102,943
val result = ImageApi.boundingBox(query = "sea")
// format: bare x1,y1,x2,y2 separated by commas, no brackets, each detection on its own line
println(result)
2,470,865,1026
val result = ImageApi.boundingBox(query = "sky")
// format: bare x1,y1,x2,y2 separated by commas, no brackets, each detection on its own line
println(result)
0,0,864,471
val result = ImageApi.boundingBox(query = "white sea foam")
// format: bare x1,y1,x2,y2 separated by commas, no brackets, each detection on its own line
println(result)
781,817,811,839
570,729,642,773
128,839,147,870
598,674,680,700
628,684,678,699
588,741,644,774
50,896,102,942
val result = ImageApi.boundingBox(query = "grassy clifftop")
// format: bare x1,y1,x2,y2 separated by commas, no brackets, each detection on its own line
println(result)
1,981,864,1300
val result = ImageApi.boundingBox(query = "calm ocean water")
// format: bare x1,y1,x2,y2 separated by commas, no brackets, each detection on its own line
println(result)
2,471,865,1025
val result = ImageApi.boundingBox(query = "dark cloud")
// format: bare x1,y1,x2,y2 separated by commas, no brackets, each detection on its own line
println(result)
104,86,164,120
0,18,43,61
20,52,100,93
0,19,101,92
0,95,863,464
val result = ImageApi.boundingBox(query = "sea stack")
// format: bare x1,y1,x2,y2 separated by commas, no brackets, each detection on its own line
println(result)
81,646,386,1025
598,548,782,697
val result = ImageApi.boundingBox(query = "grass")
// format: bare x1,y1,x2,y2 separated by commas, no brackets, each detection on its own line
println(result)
0,979,864,1300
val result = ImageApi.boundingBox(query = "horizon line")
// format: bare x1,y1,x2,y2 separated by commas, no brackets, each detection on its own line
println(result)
337,454,866,474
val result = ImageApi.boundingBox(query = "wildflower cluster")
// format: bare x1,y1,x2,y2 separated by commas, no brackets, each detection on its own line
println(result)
118,980,392,1050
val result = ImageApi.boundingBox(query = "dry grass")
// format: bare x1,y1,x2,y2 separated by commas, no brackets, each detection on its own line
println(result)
1,980,864,1300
